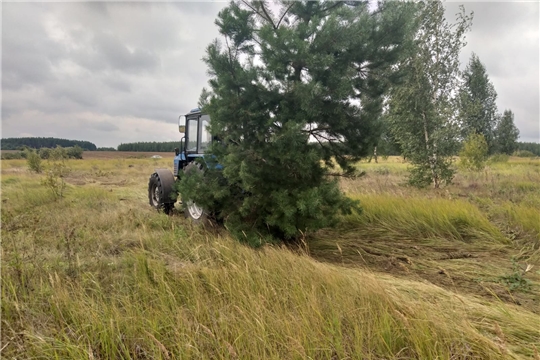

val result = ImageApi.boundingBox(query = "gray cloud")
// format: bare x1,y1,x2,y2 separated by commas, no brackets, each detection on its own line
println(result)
85,120,120,132
103,77,131,93
74,31,160,73
2,1,538,147
2,2,226,147
446,2,539,142
2,4,63,90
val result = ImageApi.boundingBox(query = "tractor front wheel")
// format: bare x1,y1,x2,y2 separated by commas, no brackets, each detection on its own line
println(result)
183,162,207,224
148,171,175,214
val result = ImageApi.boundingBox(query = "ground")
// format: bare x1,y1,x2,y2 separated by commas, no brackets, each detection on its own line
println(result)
1,151,539,359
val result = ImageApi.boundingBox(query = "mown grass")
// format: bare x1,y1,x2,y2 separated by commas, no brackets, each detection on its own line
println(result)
1,154,539,359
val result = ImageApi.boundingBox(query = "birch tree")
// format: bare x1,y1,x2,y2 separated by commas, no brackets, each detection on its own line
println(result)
387,1,472,188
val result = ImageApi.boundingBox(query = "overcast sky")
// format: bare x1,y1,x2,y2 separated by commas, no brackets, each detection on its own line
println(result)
2,1,538,148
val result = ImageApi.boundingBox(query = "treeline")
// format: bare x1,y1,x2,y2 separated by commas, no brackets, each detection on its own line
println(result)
1,137,97,151
117,141,178,152
1,145,84,160
517,142,540,156
3,137,536,156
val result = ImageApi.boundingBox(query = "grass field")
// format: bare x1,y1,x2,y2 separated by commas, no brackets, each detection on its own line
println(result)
1,152,539,359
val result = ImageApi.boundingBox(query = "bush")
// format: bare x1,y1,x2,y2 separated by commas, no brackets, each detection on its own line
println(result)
512,150,535,158
25,149,43,173
42,146,70,199
459,133,488,171
1,152,24,160
39,148,51,159
66,145,84,159
488,153,509,163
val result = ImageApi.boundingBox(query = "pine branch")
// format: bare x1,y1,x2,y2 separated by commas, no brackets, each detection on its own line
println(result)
259,1,276,29
320,2,343,14
276,3,294,28
241,0,275,30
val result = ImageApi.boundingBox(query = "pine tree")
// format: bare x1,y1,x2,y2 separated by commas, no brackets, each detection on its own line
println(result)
495,109,520,154
178,0,417,242
459,53,499,154
387,1,472,188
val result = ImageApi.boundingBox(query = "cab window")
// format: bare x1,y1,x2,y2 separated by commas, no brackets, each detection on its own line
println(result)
186,119,198,152
199,115,211,153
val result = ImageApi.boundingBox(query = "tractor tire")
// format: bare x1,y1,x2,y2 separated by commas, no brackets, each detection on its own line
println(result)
148,170,176,215
183,162,207,224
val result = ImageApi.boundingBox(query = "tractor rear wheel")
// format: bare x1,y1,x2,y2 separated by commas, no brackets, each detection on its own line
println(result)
148,171,175,214
183,162,207,224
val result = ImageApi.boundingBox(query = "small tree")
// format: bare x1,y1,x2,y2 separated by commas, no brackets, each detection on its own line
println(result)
42,146,70,199
387,1,472,188
39,147,51,159
459,53,499,154
67,145,84,159
495,109,519,155
459,133,488,171
25,149,43,173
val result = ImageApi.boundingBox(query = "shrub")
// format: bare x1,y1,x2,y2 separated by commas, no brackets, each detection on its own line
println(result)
1,152,24,160
42,146,70,199
25,149,43,173
66,145,84,159
459,133,488,171
488,153,509,163
512,150,535,158
39,147,51,159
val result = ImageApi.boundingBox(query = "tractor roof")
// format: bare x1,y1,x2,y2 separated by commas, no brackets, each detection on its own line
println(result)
187,108,201,115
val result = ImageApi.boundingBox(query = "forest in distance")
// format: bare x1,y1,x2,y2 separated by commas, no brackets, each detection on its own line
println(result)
2,136,539,156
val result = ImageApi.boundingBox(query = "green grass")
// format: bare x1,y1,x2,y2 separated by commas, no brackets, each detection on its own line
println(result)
495,202,540,236
1,155,539,359
342,194,507,243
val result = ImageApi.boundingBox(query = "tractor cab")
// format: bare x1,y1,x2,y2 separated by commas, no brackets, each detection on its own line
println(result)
148,107,213,218
174,108,211,177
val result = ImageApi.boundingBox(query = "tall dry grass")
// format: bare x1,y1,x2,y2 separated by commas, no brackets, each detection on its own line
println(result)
1,155,539,359
343,194,507,243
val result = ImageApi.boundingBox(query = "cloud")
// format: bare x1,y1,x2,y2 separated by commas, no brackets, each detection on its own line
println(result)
2,110,180,147
446,2,539,142
85,120,120,132
2,1,538,147
2,2,227,148
2,3,63,90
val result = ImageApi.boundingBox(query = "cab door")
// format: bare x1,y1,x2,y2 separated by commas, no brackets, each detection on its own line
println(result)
198,115,211,154
185,116,199,154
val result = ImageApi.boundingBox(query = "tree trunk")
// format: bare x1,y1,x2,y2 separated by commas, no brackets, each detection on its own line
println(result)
422,112,439,188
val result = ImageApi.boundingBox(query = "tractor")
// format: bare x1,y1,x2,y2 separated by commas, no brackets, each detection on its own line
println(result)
148,108,211,221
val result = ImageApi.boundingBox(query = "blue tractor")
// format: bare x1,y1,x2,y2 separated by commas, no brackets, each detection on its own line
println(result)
148,108,211,221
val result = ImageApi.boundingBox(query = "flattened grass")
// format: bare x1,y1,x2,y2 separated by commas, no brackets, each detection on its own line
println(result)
343,194,507,243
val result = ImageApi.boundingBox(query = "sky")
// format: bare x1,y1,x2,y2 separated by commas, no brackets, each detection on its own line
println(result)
2,1,539,148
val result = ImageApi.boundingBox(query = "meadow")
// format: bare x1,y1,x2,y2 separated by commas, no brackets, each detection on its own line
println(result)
1,152,539,359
